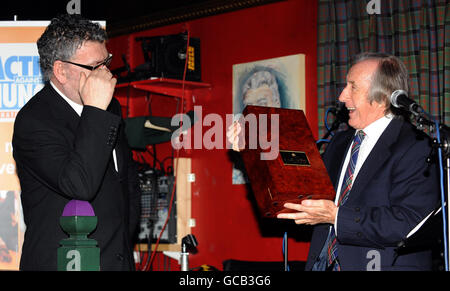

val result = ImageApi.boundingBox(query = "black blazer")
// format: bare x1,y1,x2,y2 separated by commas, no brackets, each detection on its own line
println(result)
305,117,440,271
12,83,141,271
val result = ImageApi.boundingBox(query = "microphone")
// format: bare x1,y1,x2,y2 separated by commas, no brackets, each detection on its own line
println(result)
335,102,349,125
390,90,422,115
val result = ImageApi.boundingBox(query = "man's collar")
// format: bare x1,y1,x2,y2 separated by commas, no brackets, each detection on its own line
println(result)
49,81,83,116
361,114,393,140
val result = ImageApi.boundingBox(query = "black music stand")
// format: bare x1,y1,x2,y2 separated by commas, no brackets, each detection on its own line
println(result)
396,203,444,256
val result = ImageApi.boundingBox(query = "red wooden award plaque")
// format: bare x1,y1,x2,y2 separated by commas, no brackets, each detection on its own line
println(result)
240,105,335,218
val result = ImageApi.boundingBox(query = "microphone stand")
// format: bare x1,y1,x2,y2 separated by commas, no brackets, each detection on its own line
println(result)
435,123,450,270
411,110,450,270
317,105,349,151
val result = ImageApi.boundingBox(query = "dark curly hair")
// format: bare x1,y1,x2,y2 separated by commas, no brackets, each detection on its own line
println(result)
37,14,107,81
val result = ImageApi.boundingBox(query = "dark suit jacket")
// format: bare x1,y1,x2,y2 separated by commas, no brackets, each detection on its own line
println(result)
305,117,440,271
12,83,141,271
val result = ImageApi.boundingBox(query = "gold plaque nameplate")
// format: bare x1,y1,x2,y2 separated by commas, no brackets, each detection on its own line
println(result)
280,150,311,166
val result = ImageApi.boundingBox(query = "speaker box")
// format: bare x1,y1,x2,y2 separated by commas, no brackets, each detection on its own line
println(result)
136,33,201,82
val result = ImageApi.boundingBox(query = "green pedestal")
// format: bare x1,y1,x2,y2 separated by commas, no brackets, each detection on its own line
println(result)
57,216,100,271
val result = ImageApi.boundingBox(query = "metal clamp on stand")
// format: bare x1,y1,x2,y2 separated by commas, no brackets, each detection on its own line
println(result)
180,234,198,271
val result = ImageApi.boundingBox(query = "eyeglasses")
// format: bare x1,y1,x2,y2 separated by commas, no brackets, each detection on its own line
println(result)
61,53,113,71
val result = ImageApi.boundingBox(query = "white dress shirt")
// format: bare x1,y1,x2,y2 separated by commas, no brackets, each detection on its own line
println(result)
50,81,118,171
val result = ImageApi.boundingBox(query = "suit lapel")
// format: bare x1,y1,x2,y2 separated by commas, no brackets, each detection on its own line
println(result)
43,84,125,175
41,84,81,132
328,130,355,189
44,84,126,175
348,118,404,201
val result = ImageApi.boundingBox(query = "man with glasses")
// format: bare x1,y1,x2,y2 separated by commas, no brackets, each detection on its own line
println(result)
12,14,141,271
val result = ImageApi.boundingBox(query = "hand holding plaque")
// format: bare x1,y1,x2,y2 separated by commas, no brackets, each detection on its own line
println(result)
277,200,337,225
226,121,245,152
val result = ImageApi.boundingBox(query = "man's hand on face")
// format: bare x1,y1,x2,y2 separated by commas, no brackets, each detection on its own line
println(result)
79,66,117,110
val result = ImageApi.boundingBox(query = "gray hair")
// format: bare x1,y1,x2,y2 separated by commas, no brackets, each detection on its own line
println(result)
350,52,409,115
37,14,107,81
242,70,281,107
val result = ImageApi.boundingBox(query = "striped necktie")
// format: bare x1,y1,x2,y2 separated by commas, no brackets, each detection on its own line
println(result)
326,130,366,270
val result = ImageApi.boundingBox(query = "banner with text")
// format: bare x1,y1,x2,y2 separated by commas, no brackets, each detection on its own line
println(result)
0,21,48,270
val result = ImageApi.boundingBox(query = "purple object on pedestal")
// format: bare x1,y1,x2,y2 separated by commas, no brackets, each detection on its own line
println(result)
62,200,95,217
